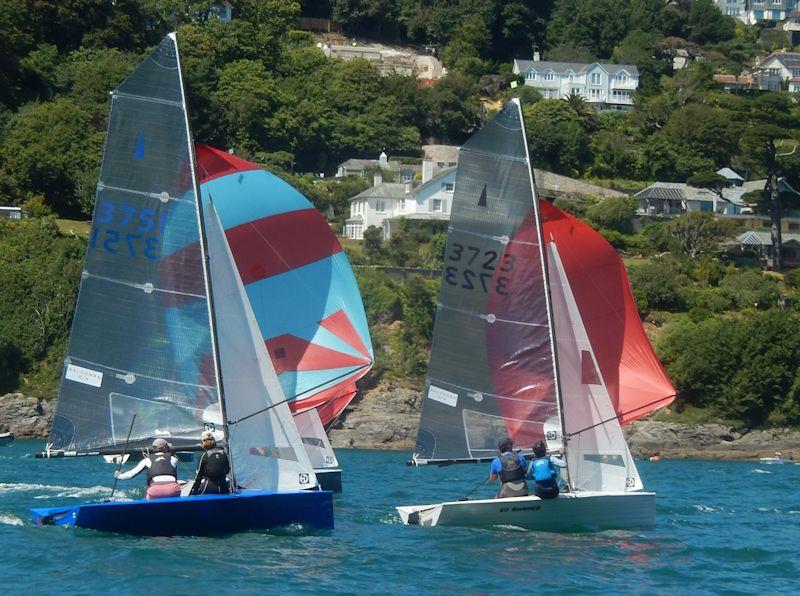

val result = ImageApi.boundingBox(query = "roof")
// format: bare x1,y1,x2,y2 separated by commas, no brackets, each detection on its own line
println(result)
722,179,767,205
386,213,451,222
514,59,638,77
337,157,422,174
717,167,744,181
413,167,456,194
737,230,800,246
635,182,727,203
422,144,459,164
350,182,410,201
763,52,800,69
534,169,627,199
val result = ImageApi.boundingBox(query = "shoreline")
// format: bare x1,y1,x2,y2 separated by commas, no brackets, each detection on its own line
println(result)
4,389,799,461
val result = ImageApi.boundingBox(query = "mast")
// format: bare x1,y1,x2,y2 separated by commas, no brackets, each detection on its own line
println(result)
171,32,236,486
513,98,571,489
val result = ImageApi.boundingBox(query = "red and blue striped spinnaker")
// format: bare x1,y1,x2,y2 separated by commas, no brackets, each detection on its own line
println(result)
195,145,373,426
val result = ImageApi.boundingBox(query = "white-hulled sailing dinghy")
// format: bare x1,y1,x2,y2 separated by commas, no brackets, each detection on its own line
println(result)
397,99,675,531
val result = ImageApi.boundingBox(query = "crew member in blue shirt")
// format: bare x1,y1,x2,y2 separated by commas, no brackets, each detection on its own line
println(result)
527,440,566,499
488,437,529,498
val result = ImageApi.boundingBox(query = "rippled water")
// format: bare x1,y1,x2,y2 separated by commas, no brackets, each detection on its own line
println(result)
2,440,799,593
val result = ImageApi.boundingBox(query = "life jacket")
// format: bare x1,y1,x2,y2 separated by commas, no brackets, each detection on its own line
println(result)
202,448,229,481
146,453,177,485
532,457,556,483
498,452,526,483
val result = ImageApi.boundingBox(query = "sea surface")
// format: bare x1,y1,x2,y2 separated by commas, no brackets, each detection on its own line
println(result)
1,440,799,594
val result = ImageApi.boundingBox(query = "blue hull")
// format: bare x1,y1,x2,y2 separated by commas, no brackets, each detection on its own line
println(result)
31,489,333,535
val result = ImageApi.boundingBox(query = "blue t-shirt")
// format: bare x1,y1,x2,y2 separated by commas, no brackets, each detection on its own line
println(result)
490,452,528,475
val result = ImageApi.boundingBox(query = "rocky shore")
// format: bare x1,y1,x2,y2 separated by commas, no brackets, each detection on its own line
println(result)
4,388,800,460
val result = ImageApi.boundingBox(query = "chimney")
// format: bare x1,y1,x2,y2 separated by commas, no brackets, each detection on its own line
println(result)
379,150,388,167
404,182,412,194
373,170,383,187
533,44,540,62
422,159,434,183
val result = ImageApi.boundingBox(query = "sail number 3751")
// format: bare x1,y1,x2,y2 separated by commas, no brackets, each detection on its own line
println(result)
445,242,514,295
89,200,166,260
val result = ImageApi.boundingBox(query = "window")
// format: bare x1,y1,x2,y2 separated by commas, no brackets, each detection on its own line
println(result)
399,199,405,211
526,71,536,80
432,199,443,212
590,72,601,85
589,88,602,99
402,170,412,182
617,74,628,84
447,161,457,167
543,73,555,81
443,182,454,192
376,200,385,213
437,161,445,168
571,87,581,95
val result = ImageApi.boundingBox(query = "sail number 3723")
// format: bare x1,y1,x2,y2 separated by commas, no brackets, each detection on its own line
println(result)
445,242,514,295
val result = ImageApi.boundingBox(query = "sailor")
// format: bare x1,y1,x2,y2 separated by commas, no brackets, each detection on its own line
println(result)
114,438,181,500
189,430,231,496
488,437,529,498
527,440,566,499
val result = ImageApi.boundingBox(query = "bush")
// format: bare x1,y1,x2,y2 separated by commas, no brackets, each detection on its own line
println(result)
586,196,636,233
784,268,800,289
719,269,780,310
629,258,687,314
354,268,401,325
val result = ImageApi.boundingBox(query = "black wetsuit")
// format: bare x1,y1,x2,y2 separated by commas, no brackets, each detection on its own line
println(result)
190,448,230,495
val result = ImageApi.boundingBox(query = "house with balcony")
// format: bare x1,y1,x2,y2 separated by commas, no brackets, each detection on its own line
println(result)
757,51,800,91
344,167,456,240
747,0,793,24
512,55,639,111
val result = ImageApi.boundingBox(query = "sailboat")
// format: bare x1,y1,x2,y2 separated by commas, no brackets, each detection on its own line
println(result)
0,432,13,446
396,99,675,531
30,33,333,535
194,144,374,492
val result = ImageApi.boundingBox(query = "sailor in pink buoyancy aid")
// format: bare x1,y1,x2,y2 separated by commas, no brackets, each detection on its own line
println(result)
115,438,181,499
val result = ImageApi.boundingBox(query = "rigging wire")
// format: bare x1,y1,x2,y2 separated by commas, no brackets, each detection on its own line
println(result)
564,393,677,439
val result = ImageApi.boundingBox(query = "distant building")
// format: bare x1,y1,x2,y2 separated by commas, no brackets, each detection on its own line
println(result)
336,145,459,181
757,51,800,92
319,43,445,79
512,54,639,111
713,0,748,22
0,206,25,220
747,0,792,24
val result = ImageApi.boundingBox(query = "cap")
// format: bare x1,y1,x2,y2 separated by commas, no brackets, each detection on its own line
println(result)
151,437,171,452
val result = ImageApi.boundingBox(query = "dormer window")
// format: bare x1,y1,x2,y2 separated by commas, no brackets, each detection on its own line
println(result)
526,71,536,80
617,74,628,84
543,73,555,81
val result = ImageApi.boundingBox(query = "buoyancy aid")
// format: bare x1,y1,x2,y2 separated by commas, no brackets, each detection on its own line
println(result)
146,453,177,485
498,452,526,483
532,457,556,483
202,448,230,481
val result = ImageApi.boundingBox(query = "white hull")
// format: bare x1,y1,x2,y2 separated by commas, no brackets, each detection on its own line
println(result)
397,491,655,531
759,458,796,465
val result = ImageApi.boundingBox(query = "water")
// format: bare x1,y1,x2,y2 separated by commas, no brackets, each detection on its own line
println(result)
2,441,799,593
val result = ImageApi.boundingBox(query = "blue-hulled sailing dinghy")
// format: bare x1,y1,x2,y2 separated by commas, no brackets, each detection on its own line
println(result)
31,32,332,535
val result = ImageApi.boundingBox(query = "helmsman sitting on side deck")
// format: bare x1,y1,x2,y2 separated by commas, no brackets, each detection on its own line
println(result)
114,437,181,500
488,437,529,498
526,440,566,499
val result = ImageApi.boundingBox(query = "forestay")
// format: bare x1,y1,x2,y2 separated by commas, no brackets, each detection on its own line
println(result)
547,243,642,492
205,204,317,491
50,35,218,450
414,99,560,462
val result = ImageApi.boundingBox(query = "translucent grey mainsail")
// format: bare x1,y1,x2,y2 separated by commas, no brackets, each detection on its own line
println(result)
294,408,340,470
414,99,561,462
205,203,317,491
50,34,217,450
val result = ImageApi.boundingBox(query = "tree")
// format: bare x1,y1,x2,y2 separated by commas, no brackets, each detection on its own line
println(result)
687,0,736,45
740,93,800,272
663,212,737,258
586,196,637,232
523,99,592,175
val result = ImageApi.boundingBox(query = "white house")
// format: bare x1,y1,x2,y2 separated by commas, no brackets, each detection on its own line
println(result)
345,168,456,240
512,55,639,111
757,51,800,92
0,206,24,220
747,0,792,24
713,0,748,22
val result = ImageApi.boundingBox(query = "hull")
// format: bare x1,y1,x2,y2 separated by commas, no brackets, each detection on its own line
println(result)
315,468,342,493
31,489,333,535
397,491,655,532
0,432,13,446
759,458,796,465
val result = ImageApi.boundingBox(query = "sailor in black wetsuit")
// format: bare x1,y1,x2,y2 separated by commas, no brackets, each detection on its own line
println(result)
189,430,230,496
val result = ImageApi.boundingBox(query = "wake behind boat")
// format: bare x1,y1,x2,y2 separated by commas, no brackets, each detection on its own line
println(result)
31,33,332,535
397,99,675,531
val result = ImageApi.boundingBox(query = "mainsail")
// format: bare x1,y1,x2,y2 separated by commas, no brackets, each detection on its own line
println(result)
195,145,373,427
50,34,217,450
414,99,561,462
